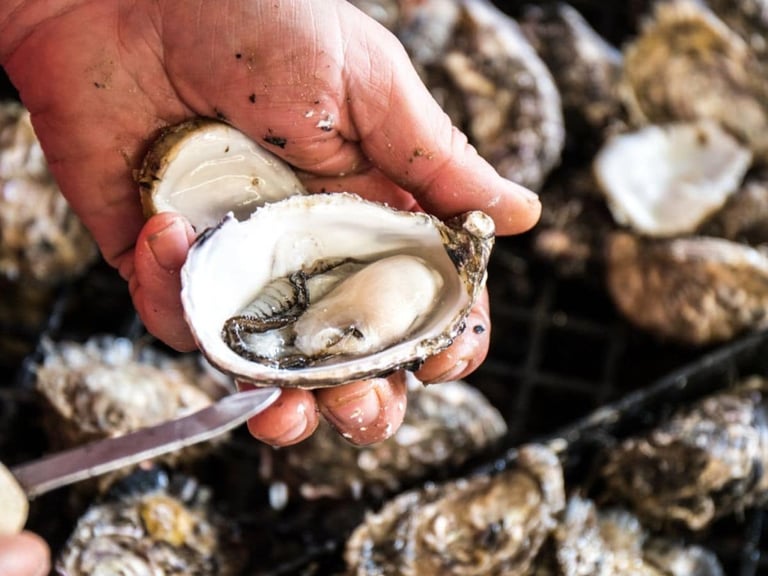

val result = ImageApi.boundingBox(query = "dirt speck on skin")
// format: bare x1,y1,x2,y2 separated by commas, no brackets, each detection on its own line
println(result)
264,134,287,148
248,93,256,103
214,108,228,121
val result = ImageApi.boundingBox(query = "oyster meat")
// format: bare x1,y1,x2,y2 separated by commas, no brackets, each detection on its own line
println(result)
35,335,230,448
344,443,565,575
601,376,768,530
181,192,494,388
138,118,306,231
259,377,507,502
605,232,768,344
56,468,247,576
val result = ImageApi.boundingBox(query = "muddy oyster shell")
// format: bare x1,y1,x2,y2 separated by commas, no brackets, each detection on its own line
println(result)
535,496,724,576
344,443,564,576
0,100,97,283
395,0,564,191
56,468,247,576
259,377,507,502
182,192,494,388
594,120,752,237
621,0,768,162
138,118,306,231
601,375,768,531
35,335,230,448
605,232,768,344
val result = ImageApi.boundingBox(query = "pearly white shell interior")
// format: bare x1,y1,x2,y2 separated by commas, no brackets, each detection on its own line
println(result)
181,193,474,387
150,123,306,231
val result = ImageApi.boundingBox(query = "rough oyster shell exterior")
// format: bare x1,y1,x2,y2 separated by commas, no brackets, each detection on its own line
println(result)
181,192,494,388
259,377,507,502
605,232,768,344
344,443,564,576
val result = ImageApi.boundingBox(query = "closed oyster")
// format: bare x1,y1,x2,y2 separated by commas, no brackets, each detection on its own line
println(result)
621,0,768,162
396,0,564,191
35,335,230,448
535,496,724,575
138,118,306,231
0,100,97,283
605,232,768,344
259,377,507,502
593,120,752,237
182,192,494,388
56,468,247,576
708,0,768,62
601,376,768,530
344,443,565,576
520,2,626,149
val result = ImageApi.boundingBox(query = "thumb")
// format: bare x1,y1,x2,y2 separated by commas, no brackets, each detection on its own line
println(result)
0,532,50,576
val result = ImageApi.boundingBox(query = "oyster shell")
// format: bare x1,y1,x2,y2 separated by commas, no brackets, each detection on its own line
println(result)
593,120,752,237
181,192,494,388
708,0,768,62
0,100,97,283
698,168,768,243
601,375,768,530
56,468,247,576
35,335,230,448
520,2,627,149
396,0,565,191
535,496,724,575
605,232,768,344
621,0,768,162
138,118,306,231
259,377,507,502
343,443,565,575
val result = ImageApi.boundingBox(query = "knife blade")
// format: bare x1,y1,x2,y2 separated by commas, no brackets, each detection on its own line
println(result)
0,386,280,534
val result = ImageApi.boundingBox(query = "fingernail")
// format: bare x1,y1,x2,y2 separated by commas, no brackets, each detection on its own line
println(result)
431,359,469,383
148,219,188,270
324,383,383,429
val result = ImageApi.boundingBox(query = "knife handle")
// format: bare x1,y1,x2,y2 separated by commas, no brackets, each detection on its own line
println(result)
0,461,28,534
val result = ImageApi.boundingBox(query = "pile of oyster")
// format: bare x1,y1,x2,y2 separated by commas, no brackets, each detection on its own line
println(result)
0,101,98,361
516,0,768,345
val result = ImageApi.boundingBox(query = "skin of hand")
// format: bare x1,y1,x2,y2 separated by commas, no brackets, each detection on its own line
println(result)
0,533,50,576
0,0,540,448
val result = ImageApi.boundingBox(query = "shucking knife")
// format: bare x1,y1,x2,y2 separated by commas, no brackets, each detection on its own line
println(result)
0,386,281,535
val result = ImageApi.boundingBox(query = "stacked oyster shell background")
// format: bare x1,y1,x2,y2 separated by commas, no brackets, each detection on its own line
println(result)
4,0,768,574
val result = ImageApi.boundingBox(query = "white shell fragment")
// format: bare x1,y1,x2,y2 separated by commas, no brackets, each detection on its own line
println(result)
594,121,752,237
181,193,494,388
138,118,306,231
0,461,27,535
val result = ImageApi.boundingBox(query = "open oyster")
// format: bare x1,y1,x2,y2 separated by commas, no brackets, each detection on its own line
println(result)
344,443,565,575
138,118,306,231
182,192,494,388
259,377,507,502
601,375,768,531
56,468,247,576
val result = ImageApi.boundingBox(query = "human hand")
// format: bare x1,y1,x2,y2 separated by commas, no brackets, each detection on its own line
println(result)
0,0,540,446
0,533,50,576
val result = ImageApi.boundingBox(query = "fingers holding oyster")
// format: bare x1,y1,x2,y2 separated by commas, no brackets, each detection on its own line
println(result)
132,115,508,447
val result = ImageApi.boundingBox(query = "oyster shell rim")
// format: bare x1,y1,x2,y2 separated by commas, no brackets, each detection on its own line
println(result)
180,192,494,389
